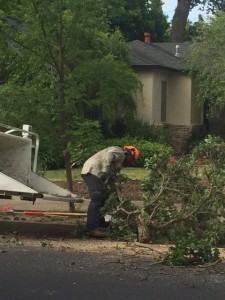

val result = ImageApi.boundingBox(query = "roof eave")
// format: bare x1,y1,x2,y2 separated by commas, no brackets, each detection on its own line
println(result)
132,65,185,72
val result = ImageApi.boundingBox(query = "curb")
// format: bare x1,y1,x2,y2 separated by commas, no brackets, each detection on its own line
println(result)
0,220,80,237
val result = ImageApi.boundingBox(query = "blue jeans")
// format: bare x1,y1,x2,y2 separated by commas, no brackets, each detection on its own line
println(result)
81,174,107,232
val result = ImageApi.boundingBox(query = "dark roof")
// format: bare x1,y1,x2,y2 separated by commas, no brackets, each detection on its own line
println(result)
128,40,190,71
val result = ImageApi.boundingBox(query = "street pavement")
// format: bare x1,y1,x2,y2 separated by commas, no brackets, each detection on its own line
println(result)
0,244,225,300
1,196,225,299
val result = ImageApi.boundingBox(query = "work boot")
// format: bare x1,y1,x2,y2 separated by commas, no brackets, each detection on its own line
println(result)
86,229,107,239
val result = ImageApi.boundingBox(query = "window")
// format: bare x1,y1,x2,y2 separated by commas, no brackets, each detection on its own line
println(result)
161,80,167,123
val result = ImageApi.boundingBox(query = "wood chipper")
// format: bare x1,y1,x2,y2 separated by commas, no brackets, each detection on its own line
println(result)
0,123,83,206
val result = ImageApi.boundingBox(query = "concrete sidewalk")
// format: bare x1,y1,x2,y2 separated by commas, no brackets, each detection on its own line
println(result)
0,195,90,213
0,195,90,236
0,193,143,214
0,192,143,236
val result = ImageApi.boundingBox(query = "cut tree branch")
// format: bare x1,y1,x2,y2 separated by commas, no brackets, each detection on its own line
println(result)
146,183,215,230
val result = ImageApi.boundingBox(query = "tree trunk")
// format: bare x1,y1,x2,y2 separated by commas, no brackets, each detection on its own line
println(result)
137,216,151,243
64,151,76,212
58,6,75,212
171,0,192,42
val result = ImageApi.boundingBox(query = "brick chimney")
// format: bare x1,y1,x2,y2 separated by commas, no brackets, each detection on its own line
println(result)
144,32,151,44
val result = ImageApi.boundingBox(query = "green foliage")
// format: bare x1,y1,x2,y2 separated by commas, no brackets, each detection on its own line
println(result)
123,119,172,144
68,119,104,166
96,137,173,168
136,141,173,168
100,176,139,241
191,0,225,13
188,130,207,151
0,0,140,172
0,1,27,53
38,139,63,170
148,0,170,42
192,135,225,190
192,134,224,161
184,12,225,118
185,17,205,41
68,135,173,168
165,230,220,266
106,0,169,42
140,134,225,264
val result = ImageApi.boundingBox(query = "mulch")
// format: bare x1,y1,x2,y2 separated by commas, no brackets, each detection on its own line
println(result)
55,179,143,202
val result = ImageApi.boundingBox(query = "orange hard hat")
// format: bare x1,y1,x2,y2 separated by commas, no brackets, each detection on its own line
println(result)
123,145,139,160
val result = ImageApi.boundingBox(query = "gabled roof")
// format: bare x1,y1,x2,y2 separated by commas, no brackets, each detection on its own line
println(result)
128,40,190,71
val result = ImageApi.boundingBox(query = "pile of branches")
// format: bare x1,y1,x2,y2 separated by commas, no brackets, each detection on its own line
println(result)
103,135,225,265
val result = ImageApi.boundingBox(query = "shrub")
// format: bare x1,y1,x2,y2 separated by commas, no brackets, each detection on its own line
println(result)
108,118,172,144
136,141,173,167
192,134,225,164
69,120,104,166
124,119,172,144
69,134,173,168
98,137,173,168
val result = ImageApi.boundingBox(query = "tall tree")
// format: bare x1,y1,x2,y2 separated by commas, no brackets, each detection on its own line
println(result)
0,0,140,209
148,0,170,42
185,12,225,118
106,0,169,42
171,0,192,42
171,0,225,42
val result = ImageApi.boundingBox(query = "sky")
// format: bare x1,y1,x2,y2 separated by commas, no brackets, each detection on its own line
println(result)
162,0,209,22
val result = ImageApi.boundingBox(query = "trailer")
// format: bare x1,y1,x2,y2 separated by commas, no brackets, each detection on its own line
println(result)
0,123,83,206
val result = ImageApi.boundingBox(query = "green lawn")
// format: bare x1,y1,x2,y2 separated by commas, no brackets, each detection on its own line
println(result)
44,167,148,181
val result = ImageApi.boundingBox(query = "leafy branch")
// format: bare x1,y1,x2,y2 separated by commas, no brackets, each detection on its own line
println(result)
146,182,214,230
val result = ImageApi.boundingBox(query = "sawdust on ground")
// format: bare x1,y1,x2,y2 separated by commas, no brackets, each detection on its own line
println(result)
1,233,225,260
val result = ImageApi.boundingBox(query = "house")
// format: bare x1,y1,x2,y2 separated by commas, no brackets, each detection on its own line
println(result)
128,33,205,153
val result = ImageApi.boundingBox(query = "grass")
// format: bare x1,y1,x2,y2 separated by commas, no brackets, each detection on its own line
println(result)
43,167,148,181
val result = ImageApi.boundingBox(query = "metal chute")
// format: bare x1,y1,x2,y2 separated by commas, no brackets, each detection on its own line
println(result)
0,123,83,204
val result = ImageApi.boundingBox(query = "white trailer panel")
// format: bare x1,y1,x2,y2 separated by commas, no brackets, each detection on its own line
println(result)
0,172,37,194
0,124,83,204
0,132,32,185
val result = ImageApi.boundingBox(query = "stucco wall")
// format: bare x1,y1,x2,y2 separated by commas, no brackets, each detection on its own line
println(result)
168,73,192,125
134,68,203,126
135,69,154,124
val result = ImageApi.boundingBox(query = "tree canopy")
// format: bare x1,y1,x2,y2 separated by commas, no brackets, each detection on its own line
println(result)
184,12,225,118
106,0,169,42
171,0,225,42
0,0,140,136
0,0,141,196
191,0,225,13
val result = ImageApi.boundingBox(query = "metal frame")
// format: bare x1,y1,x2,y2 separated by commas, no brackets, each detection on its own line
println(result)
0,123,39,173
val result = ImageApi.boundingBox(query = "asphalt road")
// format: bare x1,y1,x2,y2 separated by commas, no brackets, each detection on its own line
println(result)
1,245,225,300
